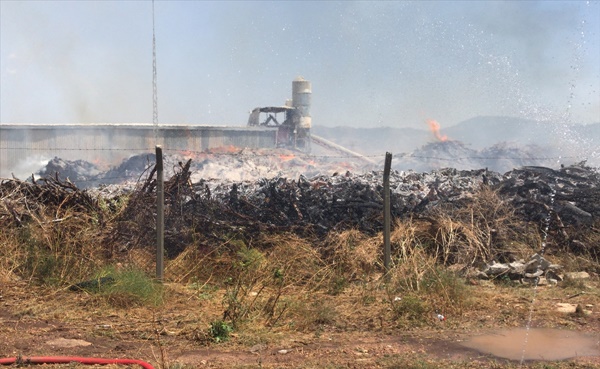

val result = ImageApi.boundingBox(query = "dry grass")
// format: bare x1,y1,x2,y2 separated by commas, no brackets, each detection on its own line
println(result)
323,229,381,281
421,186,533,266
0,206,108,286
1,182,599,368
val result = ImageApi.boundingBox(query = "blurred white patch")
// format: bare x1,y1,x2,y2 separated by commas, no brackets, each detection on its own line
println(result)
7,155,52,180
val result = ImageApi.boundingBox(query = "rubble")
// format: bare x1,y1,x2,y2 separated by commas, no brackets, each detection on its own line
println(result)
37,157,102,186
555,303,590,315
564,271,590,280
479,253,562,282
45,338,92,348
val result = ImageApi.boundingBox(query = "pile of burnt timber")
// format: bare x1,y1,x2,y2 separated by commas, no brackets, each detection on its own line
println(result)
1,158,598,260
100,161,598,257
215,162,598,232
496,164,599,226
0,174,100,228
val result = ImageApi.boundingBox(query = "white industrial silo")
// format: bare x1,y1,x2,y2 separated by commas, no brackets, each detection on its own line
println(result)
292,76,312,129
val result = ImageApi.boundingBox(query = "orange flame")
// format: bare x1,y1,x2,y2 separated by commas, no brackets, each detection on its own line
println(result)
180,149,196,159
279,154,295,161
426,119,448,142
210,145,240,154
91,157,110,171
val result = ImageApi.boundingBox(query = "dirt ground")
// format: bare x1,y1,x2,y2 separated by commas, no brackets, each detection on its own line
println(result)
2,279,600,369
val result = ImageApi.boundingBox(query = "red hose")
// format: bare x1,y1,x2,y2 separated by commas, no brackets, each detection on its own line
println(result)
0,356,155,369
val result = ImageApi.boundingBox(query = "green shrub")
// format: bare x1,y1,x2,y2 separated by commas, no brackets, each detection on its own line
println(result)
222,245,267,326
209,320,233,343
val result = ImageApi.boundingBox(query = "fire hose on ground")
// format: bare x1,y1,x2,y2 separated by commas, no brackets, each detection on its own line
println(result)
0,356,155,369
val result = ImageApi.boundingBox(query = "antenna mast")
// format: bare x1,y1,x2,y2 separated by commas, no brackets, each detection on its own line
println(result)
152,0,159,136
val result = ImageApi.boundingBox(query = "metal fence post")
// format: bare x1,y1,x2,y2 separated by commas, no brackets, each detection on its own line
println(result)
383,152,392,275
156,145,164,281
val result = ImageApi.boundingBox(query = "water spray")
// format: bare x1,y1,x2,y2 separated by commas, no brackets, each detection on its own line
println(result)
520,174,558,366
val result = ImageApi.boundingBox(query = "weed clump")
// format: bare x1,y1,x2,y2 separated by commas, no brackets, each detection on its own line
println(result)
74,265,164,308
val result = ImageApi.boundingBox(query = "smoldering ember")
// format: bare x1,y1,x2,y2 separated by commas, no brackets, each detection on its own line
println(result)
3,144,599,268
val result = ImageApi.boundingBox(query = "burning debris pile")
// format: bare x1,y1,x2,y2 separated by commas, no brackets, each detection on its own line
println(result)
19,151,600,236
32,148,371,190
107,159,598,261
97,164,500,258
393,140,555,173
2,147,598,267
28,139,564,191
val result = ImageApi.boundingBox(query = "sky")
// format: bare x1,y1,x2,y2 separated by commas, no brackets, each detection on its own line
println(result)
1,0,599,129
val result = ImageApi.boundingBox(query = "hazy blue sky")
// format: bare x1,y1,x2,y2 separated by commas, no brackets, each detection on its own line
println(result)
1,0,599,129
